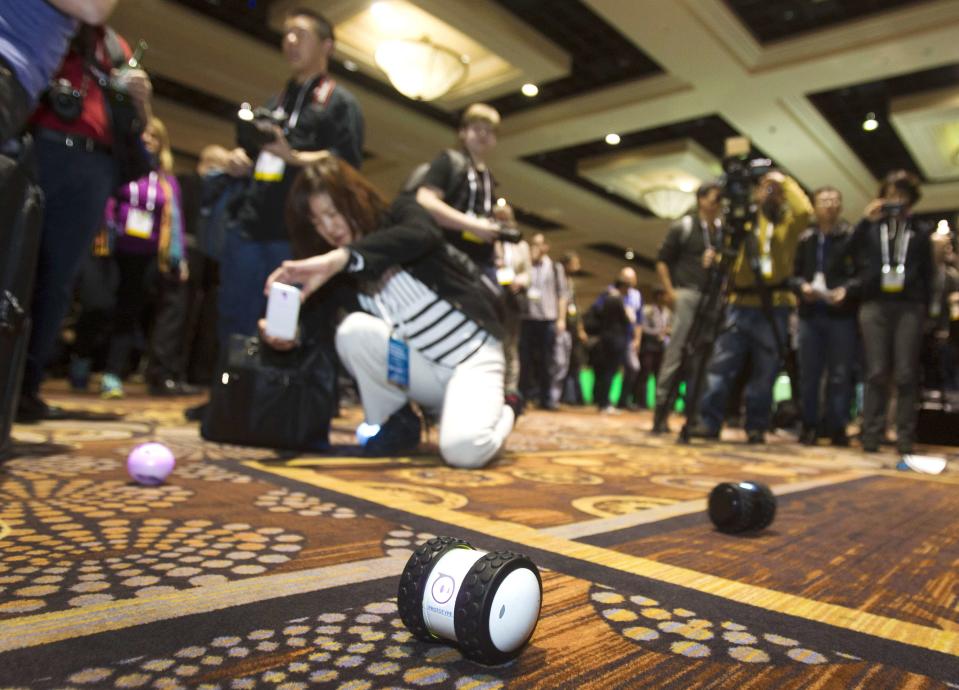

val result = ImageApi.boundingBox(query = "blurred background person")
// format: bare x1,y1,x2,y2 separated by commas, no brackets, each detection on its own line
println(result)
638,286,671,409
847,170,932,454
492,202,530,412
791,186,858,446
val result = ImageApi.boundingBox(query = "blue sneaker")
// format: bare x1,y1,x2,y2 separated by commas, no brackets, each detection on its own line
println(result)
100,373,125,400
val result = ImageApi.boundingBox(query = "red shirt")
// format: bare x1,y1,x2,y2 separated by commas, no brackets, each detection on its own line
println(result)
30,27,131,146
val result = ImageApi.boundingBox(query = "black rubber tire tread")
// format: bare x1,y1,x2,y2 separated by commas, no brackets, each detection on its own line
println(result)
397,536,472,642
453,550,542,665
750,481,777,530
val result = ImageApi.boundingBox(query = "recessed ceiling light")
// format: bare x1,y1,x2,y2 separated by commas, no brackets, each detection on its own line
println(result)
496,197,507,207
862,112,879,132
605,133,621,145
343,59,359,72
625,248,635,260
521,83,539,97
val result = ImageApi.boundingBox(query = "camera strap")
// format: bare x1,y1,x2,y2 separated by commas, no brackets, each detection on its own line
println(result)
460,159,492,244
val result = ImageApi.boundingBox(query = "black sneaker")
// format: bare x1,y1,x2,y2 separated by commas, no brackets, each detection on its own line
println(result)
799,426,817,446
862,437,880,453
364,404,422,457
830,430,849,447
15,393,66,423
505,391,525,419
687,422,720,440
746,429,766,445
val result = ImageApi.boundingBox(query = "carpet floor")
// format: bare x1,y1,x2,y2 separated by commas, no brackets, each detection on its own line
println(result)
2,382,958,689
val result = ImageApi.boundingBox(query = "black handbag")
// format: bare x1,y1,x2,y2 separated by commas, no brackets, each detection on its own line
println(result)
201,333,336,452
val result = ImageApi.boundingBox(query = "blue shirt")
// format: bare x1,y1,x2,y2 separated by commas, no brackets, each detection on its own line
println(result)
0,0,77,103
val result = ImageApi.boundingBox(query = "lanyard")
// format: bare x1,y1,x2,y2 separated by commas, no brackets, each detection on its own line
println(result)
702,218,721,250
760,222,773,257
816,232,825,272
466,164,492,217
277,76,322,130
880,220,911,271
129,172,158,211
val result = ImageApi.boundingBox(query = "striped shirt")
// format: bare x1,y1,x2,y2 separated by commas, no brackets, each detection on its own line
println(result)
357,268,490,368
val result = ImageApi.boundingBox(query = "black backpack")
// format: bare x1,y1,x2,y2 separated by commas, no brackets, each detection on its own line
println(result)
400,149,470,200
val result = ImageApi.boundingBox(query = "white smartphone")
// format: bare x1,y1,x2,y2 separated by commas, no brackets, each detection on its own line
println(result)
264,282,301,341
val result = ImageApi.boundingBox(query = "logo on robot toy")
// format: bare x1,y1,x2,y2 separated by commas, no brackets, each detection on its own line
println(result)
431,573,455,605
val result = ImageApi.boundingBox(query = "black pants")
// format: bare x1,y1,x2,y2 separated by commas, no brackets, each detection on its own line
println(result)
519,319,556,407
105,253,186,383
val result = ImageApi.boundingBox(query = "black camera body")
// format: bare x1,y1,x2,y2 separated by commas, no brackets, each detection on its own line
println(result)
236,104,286,155
46,78,84,122
720,154,773,235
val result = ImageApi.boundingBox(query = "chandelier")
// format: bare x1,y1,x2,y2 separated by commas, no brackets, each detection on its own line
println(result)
640,187,696,219
374,37,468,101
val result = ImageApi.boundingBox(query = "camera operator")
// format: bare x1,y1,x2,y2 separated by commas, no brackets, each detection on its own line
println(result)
651,182,723,432
689,171,812,444
847,170,932,454
415,103,513,284
217,8,363,347
790,187,858,446
17,18,152,422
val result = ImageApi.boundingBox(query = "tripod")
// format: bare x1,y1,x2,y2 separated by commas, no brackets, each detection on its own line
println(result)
655,217,799,443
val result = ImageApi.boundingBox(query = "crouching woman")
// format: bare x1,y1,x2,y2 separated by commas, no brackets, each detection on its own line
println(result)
263,155,515,468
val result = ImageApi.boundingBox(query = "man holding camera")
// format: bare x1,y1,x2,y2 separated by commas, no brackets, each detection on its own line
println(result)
690,171,812,443
216,8,363,346
16,16,152,422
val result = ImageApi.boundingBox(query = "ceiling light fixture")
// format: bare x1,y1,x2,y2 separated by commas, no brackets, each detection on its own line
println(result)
605,133,621,146
862,112,879,132
374,37,468,101
640,187,697,219
521,83,539,97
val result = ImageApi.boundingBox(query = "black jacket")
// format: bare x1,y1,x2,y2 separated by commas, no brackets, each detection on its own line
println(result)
343,196,504,341
790,223,858,318
847,217,932,306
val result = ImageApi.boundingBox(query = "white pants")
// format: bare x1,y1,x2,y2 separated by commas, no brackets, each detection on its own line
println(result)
335,312,514,468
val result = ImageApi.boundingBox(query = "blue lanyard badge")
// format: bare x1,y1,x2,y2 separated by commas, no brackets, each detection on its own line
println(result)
387,335,410,389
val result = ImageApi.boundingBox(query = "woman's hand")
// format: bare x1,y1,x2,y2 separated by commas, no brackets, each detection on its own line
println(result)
258,318,297,351
264,248,350,301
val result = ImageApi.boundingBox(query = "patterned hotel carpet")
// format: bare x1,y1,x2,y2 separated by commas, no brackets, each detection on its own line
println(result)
2,383,959,689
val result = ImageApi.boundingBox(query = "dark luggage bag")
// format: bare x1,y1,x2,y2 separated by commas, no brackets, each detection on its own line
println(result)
0,135,44,459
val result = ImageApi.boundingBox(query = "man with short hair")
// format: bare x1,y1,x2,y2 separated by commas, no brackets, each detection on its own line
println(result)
791,186,857,446
416,103,512,281
651,183,723,432
614,266,643,410
519,233,567,410
217,7,364,346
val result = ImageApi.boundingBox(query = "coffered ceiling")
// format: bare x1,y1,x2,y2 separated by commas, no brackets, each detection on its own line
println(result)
109,0,959,297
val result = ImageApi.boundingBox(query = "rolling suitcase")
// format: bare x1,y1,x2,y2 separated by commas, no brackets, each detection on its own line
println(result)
0,134,44,459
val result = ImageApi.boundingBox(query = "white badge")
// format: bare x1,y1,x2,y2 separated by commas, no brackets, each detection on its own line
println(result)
527,287,542,302
125,208,154,239
811,271,827,296
759,256,773,279
496,267,516,285
254,151,286,182
881,265,905,293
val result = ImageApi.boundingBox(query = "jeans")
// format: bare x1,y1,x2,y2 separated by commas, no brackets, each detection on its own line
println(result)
699,306,789,433
22,140,117,395
798,312,857,434
519,319,556,407
217,227,292,350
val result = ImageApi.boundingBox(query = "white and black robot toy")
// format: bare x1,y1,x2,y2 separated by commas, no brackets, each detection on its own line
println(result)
397,536,542,665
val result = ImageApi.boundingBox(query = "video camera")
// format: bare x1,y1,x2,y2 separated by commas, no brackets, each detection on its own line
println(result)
236,103,286,154
719,136,773,236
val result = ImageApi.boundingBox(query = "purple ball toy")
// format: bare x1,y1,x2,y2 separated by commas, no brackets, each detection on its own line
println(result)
127,443,176,485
